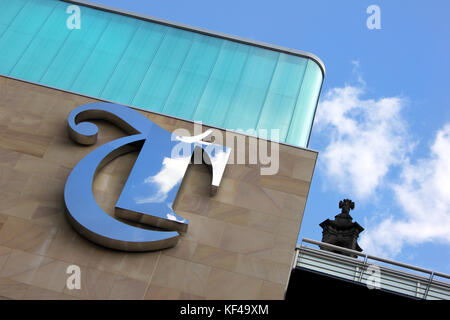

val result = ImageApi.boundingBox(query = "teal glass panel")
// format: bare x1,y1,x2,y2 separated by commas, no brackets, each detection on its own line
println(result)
193,41,250,127
100,23,167,104
223,47,279,130
9,2,72,82
0,0,57,75
0,0,324,148
256,54,308,142
40,7,111,89
286,60,323,146
161,34,222,119
70,14,141,97
0,0,28,37
131,28,195,111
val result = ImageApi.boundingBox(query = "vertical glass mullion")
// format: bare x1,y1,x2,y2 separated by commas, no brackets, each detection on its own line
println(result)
192,41,250,128
39,8,111,90
9,2,73,82
285,59,323,147
161,34,222,119
222,47,279,131
256,54,308,142
70,14,141,97
0,0,29,38
0,0,58,75
99,22,167,104
131,28,194,112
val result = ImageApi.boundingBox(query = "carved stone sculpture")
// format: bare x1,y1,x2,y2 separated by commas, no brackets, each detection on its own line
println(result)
319,199,364,258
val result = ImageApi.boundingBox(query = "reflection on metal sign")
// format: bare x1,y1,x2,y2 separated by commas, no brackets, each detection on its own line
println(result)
64,103,231,251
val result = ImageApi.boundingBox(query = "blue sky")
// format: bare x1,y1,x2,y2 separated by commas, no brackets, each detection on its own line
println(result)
93,0,450,275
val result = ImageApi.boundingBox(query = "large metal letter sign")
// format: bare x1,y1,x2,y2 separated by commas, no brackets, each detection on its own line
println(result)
64,103,231,251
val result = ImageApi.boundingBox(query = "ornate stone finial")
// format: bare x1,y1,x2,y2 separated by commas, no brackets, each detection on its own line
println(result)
339,199,354,217
319,199,364,258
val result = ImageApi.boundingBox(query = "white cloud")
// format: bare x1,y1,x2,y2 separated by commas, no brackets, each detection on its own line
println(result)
136,156,190,204
360,124,450,257
315,85,412,198
316,72,450,261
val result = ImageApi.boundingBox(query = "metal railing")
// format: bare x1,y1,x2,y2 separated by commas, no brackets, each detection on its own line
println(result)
295,238,450,300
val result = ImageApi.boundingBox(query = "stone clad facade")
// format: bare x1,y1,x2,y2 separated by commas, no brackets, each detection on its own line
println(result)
0,76,317,299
